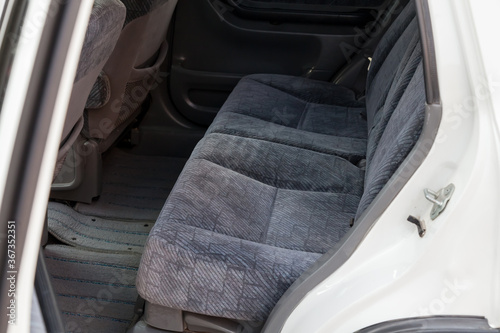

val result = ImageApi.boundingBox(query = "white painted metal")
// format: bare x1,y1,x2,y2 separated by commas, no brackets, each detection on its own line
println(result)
281,0,500,331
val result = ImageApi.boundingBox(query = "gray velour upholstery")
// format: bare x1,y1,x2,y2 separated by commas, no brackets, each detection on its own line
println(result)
207,75,368,162
357,62,425,219
137,0,427,325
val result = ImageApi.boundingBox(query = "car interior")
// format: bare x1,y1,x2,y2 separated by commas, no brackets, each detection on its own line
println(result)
41,0,429,331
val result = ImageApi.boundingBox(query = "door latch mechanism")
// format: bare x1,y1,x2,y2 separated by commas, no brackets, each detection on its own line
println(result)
407,215,426,237
424,184,455,220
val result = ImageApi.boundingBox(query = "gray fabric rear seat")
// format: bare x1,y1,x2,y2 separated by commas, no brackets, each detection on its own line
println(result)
137,0,427,324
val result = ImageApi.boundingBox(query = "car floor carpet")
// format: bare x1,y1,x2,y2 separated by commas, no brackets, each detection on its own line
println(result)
75,148,187,221
44,245,141,333
48,202,152,254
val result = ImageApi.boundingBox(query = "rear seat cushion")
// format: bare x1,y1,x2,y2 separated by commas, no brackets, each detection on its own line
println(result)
137,135,364,321
207,74,368,161
138,223,321,322
155,155,361,253
192,134,364,195
157,135,363,250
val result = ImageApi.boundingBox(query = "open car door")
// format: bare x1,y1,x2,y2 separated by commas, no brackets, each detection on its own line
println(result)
0,0,93,331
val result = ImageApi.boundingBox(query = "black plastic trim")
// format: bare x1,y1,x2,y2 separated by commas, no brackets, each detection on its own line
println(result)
234,0,388,11
229,6,372,25
357,316,500,332
225,0,390,25
415,0,439,104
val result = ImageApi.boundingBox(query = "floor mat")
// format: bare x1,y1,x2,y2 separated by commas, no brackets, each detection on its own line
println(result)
48,202,152,254
75,149,187,221
44,245,141,333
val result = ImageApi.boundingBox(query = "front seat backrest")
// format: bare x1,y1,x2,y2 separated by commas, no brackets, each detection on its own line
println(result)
84,0,178,152
54,0,126,177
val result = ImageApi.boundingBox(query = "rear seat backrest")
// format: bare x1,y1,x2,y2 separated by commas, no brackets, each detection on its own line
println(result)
365,3,417,129
349,0,424,218
366,0,416,91
366,36,421,165
356,62,426,218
